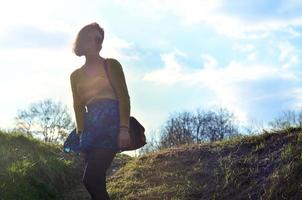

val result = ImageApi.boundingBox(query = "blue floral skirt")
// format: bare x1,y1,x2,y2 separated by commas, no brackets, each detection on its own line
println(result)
64,98,121,154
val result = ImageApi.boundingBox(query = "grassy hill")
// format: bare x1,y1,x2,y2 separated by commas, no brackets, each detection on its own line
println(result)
107,127,302,200
1,128,302,200
0,130,131,200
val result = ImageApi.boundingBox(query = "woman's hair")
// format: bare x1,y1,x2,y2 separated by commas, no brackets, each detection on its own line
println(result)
73,22,104,56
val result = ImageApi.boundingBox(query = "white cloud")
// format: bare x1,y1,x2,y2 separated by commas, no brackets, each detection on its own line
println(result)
201,54,218,69
233,43,257,61
115,0,302,39
143,51,187,85
0,0,105,29
188,12,302,39
0,32,137,129
247,52,257,61
115,0,223,24
103,36,139,61
286,27,301,37
143,50,297,122
278,41,299,69
233,44,255,53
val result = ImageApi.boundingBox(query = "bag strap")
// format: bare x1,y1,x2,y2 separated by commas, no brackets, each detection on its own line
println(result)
104,59,119,100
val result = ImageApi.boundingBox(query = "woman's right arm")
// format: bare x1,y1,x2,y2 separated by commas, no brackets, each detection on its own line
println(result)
70,70,85,135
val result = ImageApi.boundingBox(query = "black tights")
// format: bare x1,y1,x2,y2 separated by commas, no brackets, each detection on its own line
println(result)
82,148,116,200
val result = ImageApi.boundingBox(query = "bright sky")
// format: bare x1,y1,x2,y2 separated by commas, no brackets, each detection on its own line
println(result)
1,0,302,145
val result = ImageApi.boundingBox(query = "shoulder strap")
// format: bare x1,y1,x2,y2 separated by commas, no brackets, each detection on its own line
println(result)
104,59,118,100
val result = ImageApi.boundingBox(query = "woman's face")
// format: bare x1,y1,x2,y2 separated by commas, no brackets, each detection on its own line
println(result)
75,32,100,56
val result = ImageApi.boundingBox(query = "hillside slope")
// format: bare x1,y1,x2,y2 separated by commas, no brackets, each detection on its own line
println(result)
108,127,302,200
0,131,131,200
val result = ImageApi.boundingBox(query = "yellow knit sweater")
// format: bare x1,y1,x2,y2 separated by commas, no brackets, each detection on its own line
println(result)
70,58,130,134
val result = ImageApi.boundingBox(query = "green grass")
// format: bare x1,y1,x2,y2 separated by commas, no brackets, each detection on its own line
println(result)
0,130,133,200
0,130,83,200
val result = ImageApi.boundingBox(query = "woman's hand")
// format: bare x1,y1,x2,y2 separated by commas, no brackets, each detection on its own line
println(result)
118,127,131,148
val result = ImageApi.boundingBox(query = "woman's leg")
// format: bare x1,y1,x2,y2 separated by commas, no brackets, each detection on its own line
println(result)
82,148,116,200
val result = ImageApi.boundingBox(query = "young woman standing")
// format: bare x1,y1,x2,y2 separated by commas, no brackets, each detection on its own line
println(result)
70,22,131,200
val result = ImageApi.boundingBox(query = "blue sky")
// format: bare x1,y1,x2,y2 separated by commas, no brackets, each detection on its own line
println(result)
1,0,302,142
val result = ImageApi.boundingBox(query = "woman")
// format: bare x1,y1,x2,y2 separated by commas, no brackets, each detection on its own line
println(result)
70,22,131,200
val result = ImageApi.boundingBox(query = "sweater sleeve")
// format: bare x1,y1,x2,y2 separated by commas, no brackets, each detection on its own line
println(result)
70,70,86,135
109,59,131,128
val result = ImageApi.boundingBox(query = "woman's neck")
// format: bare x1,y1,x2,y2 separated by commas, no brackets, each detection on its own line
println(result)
84,53,104,66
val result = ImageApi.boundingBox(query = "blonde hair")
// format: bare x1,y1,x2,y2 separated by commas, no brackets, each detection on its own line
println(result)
73,22,104,56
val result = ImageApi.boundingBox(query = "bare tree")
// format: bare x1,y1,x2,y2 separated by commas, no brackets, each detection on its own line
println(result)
159,111,195,148
158,107,238,149
13,110,35,137
193,109,209,142
204,108,238,142
269,110,302,130
14,98,75,143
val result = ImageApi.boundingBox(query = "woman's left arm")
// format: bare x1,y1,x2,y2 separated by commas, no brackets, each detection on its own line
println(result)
110,59,131,131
